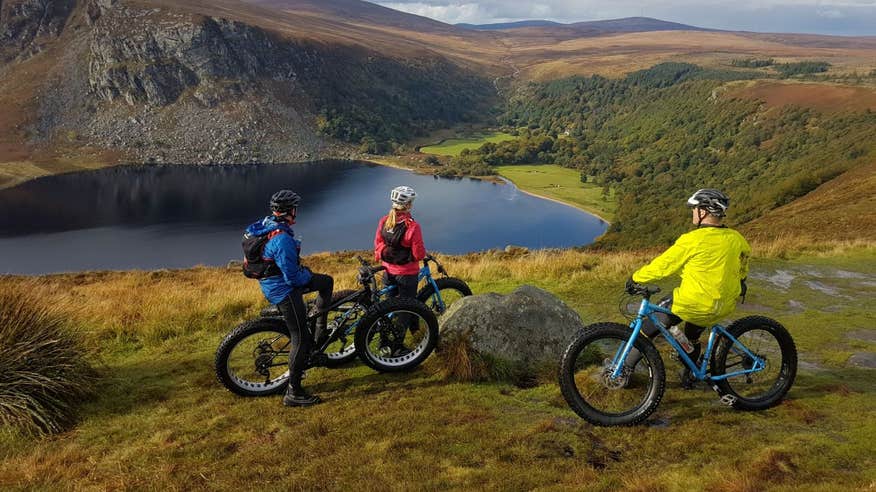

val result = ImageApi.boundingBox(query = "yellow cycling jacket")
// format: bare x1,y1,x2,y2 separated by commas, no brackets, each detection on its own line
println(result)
632,226,751,327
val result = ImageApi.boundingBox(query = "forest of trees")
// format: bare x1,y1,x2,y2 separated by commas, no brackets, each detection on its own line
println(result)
730,58,774,68
311,56,495,150
774,61,831,77
443,63,875,247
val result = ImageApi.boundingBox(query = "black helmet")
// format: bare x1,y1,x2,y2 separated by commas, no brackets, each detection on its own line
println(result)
270,190,300,215
686,189,729,217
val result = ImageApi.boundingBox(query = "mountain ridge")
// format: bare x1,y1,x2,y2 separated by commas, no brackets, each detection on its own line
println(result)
458,16,711,33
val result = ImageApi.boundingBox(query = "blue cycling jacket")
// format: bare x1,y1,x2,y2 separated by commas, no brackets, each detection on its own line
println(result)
245,216,313,304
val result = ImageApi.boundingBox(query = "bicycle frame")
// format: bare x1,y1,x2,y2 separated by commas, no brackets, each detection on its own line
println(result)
378,261,447,311
609,297,765,382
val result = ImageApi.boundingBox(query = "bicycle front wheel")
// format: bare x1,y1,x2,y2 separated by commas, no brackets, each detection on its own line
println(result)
322,289,361,367
416,277,472,316
354,297,439,372
559,323,665,426
711,316,797,411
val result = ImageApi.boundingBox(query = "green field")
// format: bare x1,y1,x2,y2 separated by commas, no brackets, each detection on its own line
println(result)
497,164,617,222
1,245,874,490
419,132,516,156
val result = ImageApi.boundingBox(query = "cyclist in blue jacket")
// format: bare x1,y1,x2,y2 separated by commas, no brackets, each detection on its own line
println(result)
245,190,333,407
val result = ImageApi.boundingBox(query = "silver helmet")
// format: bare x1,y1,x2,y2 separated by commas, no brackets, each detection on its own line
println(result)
686,189,730,217
390,186,417,207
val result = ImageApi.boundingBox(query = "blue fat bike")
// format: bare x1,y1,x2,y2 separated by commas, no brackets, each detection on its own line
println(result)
559,284,797,426
412,255,472,316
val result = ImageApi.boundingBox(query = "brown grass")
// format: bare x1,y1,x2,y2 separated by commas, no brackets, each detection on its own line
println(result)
505,31,876,80
728,80,876,113
437,332,491,382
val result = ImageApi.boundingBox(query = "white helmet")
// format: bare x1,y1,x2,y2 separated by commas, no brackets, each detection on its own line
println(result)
390,186,417,207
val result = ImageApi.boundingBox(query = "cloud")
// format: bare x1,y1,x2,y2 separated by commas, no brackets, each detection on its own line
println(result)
817,8,846,17
373,0,876,35
378,2,482,24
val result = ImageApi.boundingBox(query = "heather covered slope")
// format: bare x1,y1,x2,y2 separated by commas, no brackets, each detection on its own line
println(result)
0,246,874,489
743,161,876,243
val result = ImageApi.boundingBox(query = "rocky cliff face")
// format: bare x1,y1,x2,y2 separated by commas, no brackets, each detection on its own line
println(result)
2,0,493,165
87,5,310,108
0,0,76,60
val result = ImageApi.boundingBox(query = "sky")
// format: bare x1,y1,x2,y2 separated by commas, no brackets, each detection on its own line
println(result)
374,0,876,36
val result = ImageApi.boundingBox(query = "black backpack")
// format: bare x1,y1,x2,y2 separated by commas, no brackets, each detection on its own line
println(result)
380,220,415,265
242,230,283,279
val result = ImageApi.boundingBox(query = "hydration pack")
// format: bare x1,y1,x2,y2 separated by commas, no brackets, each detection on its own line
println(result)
242,230,283,279
380,220,415,265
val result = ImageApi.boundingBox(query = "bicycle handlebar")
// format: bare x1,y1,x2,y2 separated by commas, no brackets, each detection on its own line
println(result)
628,285,661,297
422,254,448,275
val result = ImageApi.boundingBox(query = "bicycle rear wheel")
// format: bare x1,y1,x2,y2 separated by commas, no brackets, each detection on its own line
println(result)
711,316,797,411
215,319,290,397
559,323,665,426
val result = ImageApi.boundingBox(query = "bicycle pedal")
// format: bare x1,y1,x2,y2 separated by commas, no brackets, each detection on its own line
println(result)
307,353,329,368
719,394,737,406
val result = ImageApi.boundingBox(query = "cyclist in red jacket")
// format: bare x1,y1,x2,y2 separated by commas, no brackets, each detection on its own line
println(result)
373,186,427,355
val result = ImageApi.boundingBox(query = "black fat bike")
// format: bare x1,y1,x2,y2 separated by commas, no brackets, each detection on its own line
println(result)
215,258,440,397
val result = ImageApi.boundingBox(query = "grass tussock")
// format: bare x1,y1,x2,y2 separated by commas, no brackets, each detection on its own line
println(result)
438,332,491,382
438,331,548,387
0,286,97,435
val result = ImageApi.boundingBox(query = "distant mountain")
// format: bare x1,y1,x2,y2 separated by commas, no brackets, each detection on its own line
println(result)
568,17,711,33
246,0,458,34
458,16,710,34
457,20,563,30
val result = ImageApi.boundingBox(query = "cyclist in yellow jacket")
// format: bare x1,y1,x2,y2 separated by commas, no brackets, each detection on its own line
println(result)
626,189,751,388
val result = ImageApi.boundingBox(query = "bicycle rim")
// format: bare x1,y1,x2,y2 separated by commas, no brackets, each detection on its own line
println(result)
226,331,290,393
717,327,789,401
360,309,433,368
566,333,657,417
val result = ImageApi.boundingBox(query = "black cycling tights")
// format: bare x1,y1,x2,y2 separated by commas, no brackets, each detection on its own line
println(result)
276,273,333,392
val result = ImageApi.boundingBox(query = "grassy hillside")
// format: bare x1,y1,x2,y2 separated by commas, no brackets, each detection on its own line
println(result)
743,160,876,242
1,244,874,489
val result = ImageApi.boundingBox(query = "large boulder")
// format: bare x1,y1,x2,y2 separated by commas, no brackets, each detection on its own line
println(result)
439,285,585,382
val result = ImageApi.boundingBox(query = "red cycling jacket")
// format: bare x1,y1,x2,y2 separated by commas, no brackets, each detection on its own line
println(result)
373,211,427,276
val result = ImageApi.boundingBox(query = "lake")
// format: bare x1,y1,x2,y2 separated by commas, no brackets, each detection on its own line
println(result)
0,161,608,274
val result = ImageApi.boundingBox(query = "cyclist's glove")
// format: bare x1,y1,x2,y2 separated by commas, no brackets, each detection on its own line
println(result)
625,277,644,295
740,278,748,304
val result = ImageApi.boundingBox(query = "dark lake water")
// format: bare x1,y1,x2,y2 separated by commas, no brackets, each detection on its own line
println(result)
0,161,608,274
